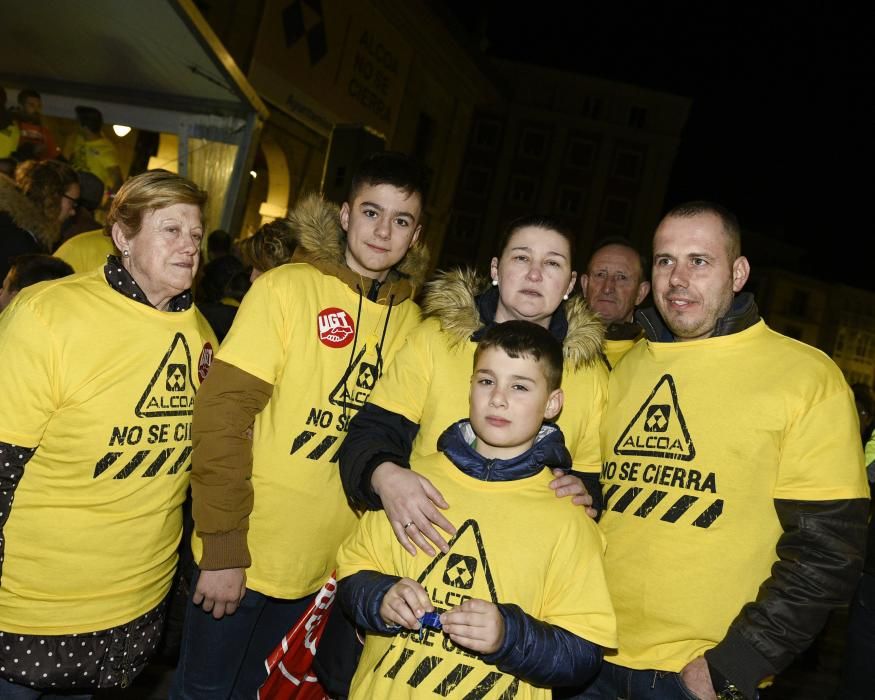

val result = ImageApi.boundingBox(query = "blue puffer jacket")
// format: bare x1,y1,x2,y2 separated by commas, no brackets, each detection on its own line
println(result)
338,421,603,688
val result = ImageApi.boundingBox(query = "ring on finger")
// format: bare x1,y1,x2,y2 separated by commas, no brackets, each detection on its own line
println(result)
403,521,416,530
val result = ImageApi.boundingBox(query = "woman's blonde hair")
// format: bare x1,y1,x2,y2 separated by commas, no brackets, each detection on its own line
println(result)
106,170,207,238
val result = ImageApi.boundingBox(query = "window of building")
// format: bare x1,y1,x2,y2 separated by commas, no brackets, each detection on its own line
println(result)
582,96,603,119
602,196,631,228
566,137,596,171
556,186,584,216
628,105,647,129
835,330,845,354
508,176,536,205
460,165,490,198
472,119,501,150
612,149,642,181
518,127,549,160
788,289,809,317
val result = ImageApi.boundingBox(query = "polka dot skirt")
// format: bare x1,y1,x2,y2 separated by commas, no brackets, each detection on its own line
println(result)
0,599,167,691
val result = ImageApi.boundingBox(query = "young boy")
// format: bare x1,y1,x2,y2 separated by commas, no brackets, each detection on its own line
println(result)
336,321,617,698
173,152,429,698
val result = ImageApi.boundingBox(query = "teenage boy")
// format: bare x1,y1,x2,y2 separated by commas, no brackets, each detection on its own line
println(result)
336,321,617,699
172,152,429,698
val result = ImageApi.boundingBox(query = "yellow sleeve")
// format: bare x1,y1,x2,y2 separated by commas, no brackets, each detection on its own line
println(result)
542,518,617,649
569,363,608,474
366,320,436,424
774,380,869,500
0,298,59,446
336,511,394,580
216,270,289,385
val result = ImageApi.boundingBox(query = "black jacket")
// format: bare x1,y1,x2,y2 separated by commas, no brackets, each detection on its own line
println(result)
339,271,605,514
637,294,869,700
338,421,603,688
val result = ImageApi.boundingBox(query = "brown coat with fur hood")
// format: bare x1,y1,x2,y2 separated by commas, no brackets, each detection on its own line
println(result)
0,173,58,280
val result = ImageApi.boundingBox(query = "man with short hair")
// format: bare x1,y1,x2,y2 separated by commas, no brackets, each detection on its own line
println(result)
583,201,869,700
15,88,59,161
581,237,650,369
173,152,429,699
66,106,122,194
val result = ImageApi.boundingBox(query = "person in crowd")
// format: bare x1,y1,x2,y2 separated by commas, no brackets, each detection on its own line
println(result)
339,214,606,557
65,105,122,194
239,218,298,282
173,152,429,699
581,201,868,700
60,170,104,242
14,89,59,161
0,88,20,160
580,237,651,369
852,383,873,445
337,321,617,699
0,253,73,311
0,159,78,280
0,170,217,697
195,254,250,342
206,229,233,262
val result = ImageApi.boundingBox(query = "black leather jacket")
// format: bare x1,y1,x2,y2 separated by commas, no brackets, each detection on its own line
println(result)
637,294,869,699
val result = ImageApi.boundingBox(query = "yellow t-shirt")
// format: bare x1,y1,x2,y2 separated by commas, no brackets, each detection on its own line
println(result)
603,337,640,370
0,122,19,158
598,320,869,672
193,263,422,598
68,134,120,189
368,317,608,473
54,229,117,274
338,452,617,699
0,270,216,634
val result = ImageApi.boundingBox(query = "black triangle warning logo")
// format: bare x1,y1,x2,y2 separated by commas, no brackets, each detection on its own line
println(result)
135,333,195,418
416,519,498,610
328,345,383,411
614,374,695,461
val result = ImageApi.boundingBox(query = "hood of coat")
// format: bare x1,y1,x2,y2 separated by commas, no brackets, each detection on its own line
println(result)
421,268,604,371
0,173,57,250
286,193,429,304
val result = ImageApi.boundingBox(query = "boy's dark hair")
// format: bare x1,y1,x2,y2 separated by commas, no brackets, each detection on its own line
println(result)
75,105,104,134
496,214,577,264
348,151,427,208
474,320,564,391
7,254,74,292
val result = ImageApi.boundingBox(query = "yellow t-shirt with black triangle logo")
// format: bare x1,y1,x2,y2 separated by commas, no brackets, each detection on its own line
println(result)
368,317,608,473
598,320,869,672
337,452,617,699
193,263,421,599
0,269,216,634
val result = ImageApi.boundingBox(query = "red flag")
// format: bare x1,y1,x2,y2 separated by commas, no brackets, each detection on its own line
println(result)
258,573,337,700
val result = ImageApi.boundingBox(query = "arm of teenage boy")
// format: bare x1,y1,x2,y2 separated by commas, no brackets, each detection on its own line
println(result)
190,274,287,618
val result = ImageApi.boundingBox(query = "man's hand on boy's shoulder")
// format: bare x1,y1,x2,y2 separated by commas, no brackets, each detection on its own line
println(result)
440,598,505,655
380,577,433,630
550,468,597,519
372,461,457,556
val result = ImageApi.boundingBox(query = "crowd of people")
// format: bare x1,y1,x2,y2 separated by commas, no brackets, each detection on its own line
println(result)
0,134,872,700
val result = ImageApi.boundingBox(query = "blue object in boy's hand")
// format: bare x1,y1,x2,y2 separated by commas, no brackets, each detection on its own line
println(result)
419,611,442,630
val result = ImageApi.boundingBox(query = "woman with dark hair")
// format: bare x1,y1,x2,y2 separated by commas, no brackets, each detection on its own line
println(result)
0,170,217,698
0,159,78,279
340,215,607,553
239,218,298,282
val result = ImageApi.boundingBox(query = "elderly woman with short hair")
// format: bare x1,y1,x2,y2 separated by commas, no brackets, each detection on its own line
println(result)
0,170,217,698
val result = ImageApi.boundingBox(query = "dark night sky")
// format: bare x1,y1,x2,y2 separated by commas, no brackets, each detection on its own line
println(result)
443,2,875,290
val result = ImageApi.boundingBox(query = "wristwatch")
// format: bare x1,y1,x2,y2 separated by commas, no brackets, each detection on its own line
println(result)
716,683,746,700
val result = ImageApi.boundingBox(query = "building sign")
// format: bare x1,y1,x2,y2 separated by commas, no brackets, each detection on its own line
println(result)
250,0,412,137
